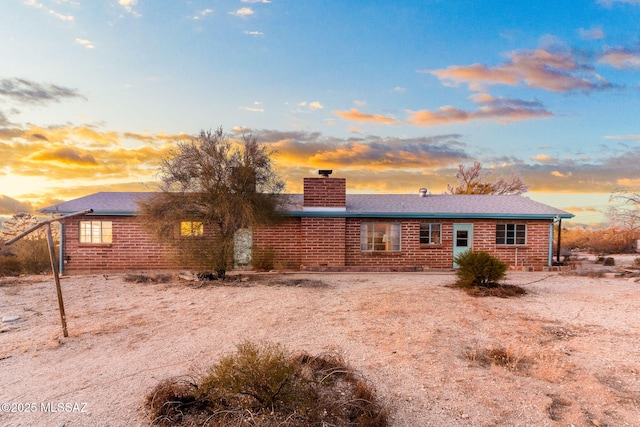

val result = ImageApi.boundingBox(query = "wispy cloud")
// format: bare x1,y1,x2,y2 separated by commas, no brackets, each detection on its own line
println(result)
598,0,640,6
604,134,640,141
24,0,74,21
332,108,399,124
407,93,552,126
244,30,264,36
299,101,324,111
0,78,86,105
241,101,264,113
119,0,141,17
192,8,214,20
578,26,605,40
599,47,640,69
425,49,612,93
75,38,95,49
242,0,271,3
230,7,254,17
0,195,34,215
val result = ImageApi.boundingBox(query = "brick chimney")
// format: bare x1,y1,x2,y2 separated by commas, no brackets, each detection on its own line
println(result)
303,172,346,211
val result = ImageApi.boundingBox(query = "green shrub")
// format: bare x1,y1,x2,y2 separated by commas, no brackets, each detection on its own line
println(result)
454,250,507,288
146,340,388,427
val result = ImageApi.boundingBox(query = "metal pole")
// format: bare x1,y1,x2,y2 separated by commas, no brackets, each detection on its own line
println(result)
46,223,68,337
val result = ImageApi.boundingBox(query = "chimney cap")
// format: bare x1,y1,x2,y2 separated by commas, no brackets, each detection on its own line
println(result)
318,169,333,177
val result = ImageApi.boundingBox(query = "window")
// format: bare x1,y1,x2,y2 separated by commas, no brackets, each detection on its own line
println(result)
79,220,112,243
180,221,204,237
360,222,401,251
420,223,441,245
496,223,526,245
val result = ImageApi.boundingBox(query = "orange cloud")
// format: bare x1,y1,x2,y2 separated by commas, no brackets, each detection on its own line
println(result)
28,147,98,165
599,49,640,69
427,49,611,93
332,108,398,125
407,93,552,126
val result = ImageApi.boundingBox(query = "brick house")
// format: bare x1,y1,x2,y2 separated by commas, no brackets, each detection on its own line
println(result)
39,173,573,274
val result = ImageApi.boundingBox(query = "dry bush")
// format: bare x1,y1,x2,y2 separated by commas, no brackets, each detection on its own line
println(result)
124,273,173,284
465,343,530,372
146,340,388,427
145,377,202,426
463,283,526,298
267,278,329,288
0,254,22,277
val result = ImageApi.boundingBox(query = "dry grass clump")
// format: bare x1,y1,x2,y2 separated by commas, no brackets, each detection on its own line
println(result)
463,283,526,298
465,344,530,372
124,273,173,284
145,340,388,427
267,278,330,288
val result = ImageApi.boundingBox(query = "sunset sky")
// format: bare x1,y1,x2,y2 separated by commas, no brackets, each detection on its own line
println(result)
2,0,640,226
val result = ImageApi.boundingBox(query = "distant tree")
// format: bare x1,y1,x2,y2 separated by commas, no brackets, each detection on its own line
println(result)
139,127,286,278
446,161,528,195
0,212,52,274
607,188,640,252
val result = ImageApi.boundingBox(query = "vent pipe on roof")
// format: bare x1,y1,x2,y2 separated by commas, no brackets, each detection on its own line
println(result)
318,169,333,177
419,188,428,197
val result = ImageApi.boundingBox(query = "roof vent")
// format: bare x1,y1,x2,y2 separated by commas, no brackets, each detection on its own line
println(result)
318,169,333,177
418,188,428,197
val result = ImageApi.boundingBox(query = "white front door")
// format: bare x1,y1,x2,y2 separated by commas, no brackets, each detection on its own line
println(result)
452,223,473,268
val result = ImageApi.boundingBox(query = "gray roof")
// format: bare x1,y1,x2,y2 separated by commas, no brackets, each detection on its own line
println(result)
39,191,573,220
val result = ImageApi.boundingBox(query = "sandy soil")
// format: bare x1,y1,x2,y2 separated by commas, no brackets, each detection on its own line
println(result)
1,265,640,426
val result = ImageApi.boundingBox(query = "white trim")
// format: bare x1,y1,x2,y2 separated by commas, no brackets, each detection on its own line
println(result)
302,206,347,212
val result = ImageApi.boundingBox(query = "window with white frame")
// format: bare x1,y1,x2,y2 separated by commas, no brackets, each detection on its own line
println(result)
420,223,441,245
180,221,204,237
360,222,401,251
495,223,526,245
79,220,112,243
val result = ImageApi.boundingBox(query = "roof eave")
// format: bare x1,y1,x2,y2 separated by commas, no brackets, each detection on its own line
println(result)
288,211,574,220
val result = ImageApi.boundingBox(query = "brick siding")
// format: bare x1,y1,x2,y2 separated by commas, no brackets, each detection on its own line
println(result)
62,215,177,274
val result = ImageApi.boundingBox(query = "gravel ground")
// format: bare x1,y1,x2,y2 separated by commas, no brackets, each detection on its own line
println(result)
1,268,640,426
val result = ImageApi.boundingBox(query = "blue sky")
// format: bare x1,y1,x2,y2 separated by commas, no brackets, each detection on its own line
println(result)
1,0,640,226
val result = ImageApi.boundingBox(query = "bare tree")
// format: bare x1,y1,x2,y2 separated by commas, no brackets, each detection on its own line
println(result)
607,188,640,252
446,162,528,195
139,128,286,277
0,212,52,274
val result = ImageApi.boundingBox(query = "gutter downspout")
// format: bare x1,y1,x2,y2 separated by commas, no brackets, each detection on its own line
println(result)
549,216,561,266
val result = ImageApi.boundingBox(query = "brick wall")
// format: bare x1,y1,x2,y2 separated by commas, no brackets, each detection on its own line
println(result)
343,218,552,270
63,213,553,273
300,217,346,267
303,177,346,208
252,218,302,269
62,215,176,274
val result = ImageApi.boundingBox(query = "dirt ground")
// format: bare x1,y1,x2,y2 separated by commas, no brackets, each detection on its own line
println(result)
1,260,640,426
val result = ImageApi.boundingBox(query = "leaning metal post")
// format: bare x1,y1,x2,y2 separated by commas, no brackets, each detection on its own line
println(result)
5,209,93,338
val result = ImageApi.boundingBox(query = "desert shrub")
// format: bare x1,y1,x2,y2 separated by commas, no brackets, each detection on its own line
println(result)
146,340,388,427
12,238,51,274
145,377,201,425
603,257,615,266
124,273,173,283
454,250,507,288
465,345,529,372
0,254,22,276
634,257,640,267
